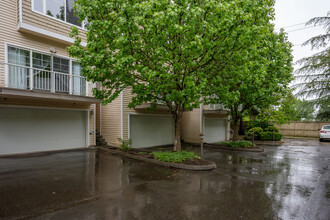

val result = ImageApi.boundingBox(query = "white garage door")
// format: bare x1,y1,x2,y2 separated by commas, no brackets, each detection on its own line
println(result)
130,115,174,148
204,118,227,143
0,107,87,155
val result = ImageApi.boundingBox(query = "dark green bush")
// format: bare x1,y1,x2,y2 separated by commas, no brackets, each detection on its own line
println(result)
264,126,279,132
247,121,272,130
248,127,263,139
260,132,283,141
152,151,200,163
221,140,254,148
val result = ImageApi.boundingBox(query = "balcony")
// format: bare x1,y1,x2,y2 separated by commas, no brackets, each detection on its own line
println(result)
204,104,229,115
0,63,99,104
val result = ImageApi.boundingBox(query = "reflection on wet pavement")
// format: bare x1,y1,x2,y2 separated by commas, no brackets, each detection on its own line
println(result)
0,138,329,219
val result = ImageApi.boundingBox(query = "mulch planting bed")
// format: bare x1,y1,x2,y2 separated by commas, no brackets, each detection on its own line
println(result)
98,146,216,170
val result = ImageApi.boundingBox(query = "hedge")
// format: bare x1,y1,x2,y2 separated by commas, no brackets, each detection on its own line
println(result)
264,126,279,133
260,132,283,141
221,140,254,148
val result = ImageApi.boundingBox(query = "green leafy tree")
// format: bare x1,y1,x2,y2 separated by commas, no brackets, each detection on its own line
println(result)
316,99,330,121
294,11,330,107
207,30,294,140
68,0,278,151
256,93,298,124
293,99,315,121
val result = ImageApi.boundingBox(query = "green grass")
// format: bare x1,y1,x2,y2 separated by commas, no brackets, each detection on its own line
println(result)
152,150,201,163
221,140,254,148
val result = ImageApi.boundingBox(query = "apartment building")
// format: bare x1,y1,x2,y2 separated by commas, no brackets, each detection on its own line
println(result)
0,0,229,155
0,0,99,156
99,89,230,148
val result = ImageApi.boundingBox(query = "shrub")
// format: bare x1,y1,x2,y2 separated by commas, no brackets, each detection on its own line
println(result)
248,127,263,139
152,151,200,163
260,132,283,141
264,126,279,132
247,121,272,130
118,138,132,151
221,140,254,148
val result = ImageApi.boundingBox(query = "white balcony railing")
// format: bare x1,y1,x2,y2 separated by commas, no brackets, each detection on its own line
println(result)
208,104,224,110
1,63,87,96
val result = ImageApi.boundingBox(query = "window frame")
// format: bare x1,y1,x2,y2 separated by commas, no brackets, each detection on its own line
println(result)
5,43,87,96
31,0,86,30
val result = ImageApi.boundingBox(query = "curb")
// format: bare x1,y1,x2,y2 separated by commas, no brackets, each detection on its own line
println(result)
254,141,283,146
97,147,217,171
204,143,264,152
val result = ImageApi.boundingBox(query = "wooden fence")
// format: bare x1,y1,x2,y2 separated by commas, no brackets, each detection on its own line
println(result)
275,121,330,138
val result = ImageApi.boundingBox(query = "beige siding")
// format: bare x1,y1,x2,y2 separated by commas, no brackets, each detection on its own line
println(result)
0,0,96,146
182,109,201,143
182,107,231,143
122,88,172,141
96,103,101,131
0,0,90,95
22,0,87,42
101,96,122,147
123,88,135,140
89,104,96,146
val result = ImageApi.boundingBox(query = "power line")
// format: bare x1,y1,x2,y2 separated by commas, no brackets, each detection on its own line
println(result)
275,22,307,30
285,24,323,33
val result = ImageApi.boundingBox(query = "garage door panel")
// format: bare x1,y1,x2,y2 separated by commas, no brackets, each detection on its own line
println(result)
130,115,174,148
0,107,87,155
204,118,226,143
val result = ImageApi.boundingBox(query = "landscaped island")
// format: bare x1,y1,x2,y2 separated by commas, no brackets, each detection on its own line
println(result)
97,145,217,171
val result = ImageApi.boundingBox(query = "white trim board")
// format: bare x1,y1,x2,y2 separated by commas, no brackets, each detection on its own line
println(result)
121,91,124,139
4,43,8,87
18,22,87,47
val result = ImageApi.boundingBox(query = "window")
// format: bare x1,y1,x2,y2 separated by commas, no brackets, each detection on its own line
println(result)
32,0,83,28
7,46,86,96
72,61,86,96
46,0,65,21
7,46,30,89
33,0,43,13
66,0,81,26
33,52,51,91
53,57,70,93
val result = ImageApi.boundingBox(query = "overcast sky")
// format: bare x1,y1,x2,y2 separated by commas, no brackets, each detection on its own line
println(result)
274,0,330,63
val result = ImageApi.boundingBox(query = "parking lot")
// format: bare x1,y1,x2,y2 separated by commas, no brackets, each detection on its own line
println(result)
0,138,329,219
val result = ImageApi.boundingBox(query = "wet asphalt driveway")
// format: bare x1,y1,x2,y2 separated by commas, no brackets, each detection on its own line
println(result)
0,138,330,220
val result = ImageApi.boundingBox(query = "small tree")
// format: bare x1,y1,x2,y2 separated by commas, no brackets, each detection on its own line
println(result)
68,0,278,151
207,30,294,141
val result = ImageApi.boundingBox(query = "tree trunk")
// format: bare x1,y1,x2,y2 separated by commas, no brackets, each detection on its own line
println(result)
232,118,240,141
239,115,244,135
173,118,182,152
